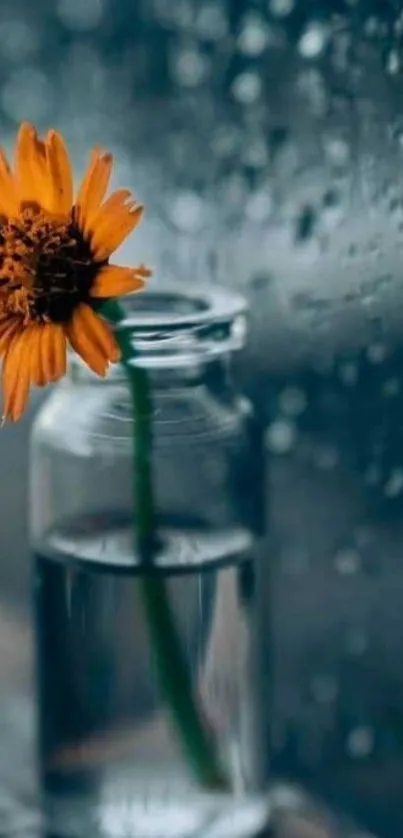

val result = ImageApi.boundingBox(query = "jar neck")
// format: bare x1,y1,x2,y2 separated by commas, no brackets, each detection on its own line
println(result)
68,352,235,393
158,356,234,391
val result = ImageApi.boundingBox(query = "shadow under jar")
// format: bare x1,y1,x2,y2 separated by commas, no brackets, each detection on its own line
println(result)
30,285,268,838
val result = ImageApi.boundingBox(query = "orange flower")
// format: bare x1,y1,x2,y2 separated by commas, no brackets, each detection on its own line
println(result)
0,122,150,422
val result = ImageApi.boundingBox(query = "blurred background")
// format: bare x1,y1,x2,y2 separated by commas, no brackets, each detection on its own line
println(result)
1,0,402,604
3,0,403,836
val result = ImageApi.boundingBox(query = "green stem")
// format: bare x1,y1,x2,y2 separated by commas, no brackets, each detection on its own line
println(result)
127,363,157,558
101,298,228,790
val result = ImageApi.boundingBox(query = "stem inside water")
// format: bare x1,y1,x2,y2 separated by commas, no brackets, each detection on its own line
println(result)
101,298,228,790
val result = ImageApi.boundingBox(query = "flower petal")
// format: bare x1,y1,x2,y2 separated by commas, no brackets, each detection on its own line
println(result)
30,325,46,386
74,147,98,226
2,329,32,422
14,122,55,211
75,149,113,232
38,323,67,385
14,122,37,206
46,130,73,216
83,188,132,239
0,147,19,217
30,132,54,211
0,317,22,357
90,264,149,298
65,303,119,376
91,204,144,262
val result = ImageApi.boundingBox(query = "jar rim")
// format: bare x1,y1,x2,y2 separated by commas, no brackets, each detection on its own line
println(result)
69,284,248,378
112,282,248,368
115,283,247,334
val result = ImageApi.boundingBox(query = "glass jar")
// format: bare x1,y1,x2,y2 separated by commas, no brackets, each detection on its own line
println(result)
30,285,268,838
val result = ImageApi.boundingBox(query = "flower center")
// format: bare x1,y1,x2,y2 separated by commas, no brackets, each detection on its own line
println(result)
0,207,101,324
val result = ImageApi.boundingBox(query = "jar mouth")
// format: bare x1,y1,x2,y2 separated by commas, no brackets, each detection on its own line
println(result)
113,283,248,368
116,284,246,332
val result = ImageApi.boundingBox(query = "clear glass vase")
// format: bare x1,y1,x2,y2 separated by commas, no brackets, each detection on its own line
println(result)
29,285,268,838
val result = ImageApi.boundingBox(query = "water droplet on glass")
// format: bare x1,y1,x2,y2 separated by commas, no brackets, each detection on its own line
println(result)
361,293,376,310
334,548,361,575
195,3,228,41
346,245,358,261
365,16,387,39
391,120,403,148
314,445,339,470
0,19,41,61
279,387,307,417
231,72,262,105
265,419,296,455
365,236,382,261
367,233,381,255
297,68,327,116
169,191,206,234
338,361,358,386
269,0,295,18
250,273,273,292
298,22,329,59
324,137,351,169
354,526,374,549
382,377,400,397
211,125,240,159
292,291,330,313
57,0,106,31
242,139,268,169
238,14,268,56
384,469,403,498
347,726,374,759
245,191,272,223
390,200,403,226
268,126,289,157
321,190,343,230
220,173,249,221
331,29,352,72
170,2,194,31
172,48,208,87
294,205,316,243
365,464,381,486
367,342,387,364
345,626,368,656
1,68,53,123
386,49,400,75
310,674,338,703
